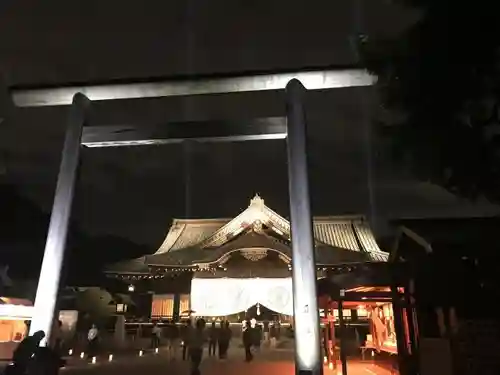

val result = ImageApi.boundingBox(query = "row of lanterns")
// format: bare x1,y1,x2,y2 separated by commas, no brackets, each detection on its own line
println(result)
67,347,158,365
116,266,231,280
68,346,376,369
115,265,358,281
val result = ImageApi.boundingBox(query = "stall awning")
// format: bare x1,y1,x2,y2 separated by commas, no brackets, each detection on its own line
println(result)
0,297,33,320
0,297,32,306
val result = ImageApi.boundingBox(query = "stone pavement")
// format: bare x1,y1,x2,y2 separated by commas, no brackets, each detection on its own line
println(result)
61,347,398,375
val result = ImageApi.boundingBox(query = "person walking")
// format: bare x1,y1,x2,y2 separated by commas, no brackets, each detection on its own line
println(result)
87,324,99,358
187,319,206,375
51,320,63,355
262,320,270,345
254,322,262,352
269,323,277,349
167,322,180,360
218,320,232,359
8,330,45,375
207,322,218,357
151,322,161,348
242,320,253,362
181,321,190,360
275,320,281,340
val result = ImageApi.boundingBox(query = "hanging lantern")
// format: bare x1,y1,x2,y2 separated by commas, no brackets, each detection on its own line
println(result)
256,303,261,316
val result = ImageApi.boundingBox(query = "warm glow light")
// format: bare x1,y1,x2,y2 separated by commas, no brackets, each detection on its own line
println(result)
155,348,159,354
190,277,293,316
139,350,143,356
80,352,85,359
323,356,327,364
68,349,73,356
108,354,113,362
91,356,96,364
357,305,368,317
328,362,334,370
128,284,135,292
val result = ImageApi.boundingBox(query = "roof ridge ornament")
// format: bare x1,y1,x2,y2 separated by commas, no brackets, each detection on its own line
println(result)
253,220,264,233
241,248,268,262
250,194,265,207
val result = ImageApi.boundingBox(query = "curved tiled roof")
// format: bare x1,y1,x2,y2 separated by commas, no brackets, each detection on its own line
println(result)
153,196,384,256
147,231,291,266
106,256,149,274
105,195,388,274
155,219,228,253
146,230,369,267
313,221,359,250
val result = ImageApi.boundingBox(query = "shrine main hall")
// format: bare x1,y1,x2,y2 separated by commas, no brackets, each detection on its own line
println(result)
106,195,389,319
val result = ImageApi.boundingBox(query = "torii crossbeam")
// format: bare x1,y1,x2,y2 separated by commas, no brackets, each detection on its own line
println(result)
9,68,375,375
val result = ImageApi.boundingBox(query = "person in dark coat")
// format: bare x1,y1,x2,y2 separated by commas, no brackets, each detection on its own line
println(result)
242,320,253,362
9,330,45,374
269,323,278,348
217,321,232,359
187,319,206,375
207,322,218,356
180,321,190,360
254,323,262,351
262,320,270,344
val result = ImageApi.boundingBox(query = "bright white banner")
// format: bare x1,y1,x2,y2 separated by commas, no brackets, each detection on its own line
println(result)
191,277,293,316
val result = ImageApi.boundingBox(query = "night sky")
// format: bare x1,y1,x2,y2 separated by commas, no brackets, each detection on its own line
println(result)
0,0,498,252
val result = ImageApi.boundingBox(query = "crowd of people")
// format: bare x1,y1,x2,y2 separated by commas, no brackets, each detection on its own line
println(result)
148,317,282,375
184,317,283,374
180,319,232,375
3,317,282,375
241,318,281,361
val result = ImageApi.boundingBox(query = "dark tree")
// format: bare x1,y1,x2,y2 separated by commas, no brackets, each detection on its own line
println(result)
361,1,500,202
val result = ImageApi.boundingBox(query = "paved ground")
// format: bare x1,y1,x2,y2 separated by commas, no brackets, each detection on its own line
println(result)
60,347,398,375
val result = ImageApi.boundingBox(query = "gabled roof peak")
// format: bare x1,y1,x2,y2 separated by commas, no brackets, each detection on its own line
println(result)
250,194,265,207
153,195,387,261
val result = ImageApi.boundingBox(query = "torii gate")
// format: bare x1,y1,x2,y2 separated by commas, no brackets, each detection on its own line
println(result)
9,68,375,375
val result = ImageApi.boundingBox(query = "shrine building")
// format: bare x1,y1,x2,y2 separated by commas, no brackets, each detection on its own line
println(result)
105,194,389,320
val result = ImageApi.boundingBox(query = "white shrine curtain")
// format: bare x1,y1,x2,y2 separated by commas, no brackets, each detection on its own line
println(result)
191,278,294,316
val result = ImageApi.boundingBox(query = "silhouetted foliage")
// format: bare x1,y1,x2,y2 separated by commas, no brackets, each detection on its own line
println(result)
361,1,500,202
0,183,149,284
